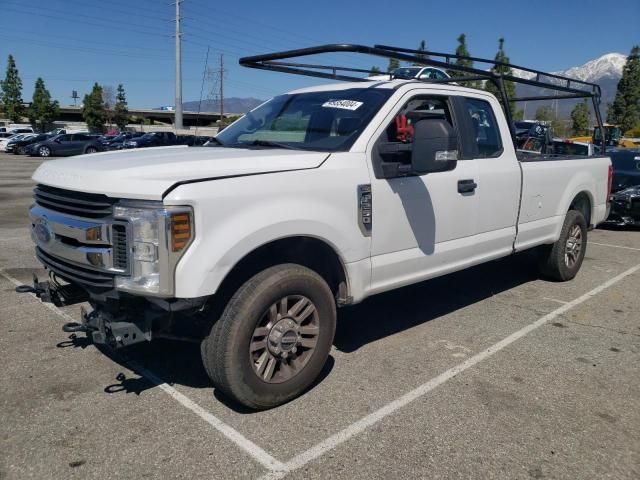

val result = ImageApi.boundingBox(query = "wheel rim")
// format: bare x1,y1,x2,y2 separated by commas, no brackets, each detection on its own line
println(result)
249,295,320,384
564,224,582,268
40,147,50,157
87,147,96,153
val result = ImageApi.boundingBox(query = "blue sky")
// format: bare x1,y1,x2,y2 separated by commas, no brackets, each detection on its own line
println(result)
1,0,638,109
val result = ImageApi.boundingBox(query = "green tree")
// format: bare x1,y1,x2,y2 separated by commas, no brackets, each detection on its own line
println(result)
534,106,554,122
485,38,516,118
113,83,129,130
412,40,429,65
570,100,591,136
369,66,382,76
607,45,640,132
387,57,400,72
81,82,106,133
449,33,479,88
0,55,25,123
28,77,59,133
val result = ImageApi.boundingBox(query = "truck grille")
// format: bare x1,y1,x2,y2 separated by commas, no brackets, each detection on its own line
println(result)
34,184,116,218
112,224,128,270
36,248,115,288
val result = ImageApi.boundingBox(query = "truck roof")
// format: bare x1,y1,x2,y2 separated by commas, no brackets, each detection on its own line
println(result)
288,79,491,97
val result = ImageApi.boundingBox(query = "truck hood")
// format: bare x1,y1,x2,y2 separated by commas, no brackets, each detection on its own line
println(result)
32,146,329,200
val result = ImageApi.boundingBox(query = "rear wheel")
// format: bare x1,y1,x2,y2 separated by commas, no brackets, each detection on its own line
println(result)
38,146,51,157
85,146,97,154
201,264,336,410
538,209,587,281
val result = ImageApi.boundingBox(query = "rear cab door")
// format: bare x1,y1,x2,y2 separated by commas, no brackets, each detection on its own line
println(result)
459,94,521,260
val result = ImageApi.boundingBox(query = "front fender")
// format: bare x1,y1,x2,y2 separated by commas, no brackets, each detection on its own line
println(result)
166,154,371,298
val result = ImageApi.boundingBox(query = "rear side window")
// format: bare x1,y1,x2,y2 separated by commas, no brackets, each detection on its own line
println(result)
464,98,503,158
72,134,90,141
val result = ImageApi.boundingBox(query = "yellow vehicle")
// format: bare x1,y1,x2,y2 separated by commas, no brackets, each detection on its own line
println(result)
571,124,636,148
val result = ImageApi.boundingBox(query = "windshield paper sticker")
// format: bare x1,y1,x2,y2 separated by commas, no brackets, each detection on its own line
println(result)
322,100,364,111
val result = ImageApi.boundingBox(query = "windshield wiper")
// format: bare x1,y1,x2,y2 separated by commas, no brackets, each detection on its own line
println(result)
237,139,298,150
206,137,224,146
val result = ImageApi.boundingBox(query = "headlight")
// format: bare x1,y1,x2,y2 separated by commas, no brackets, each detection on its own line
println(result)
113,201,194,296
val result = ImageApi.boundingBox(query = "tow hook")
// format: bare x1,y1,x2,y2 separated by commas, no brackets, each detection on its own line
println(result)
62,307,95,334
15,274,88,307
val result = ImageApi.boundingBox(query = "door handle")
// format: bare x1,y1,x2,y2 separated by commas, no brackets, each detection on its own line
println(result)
457,179,478,194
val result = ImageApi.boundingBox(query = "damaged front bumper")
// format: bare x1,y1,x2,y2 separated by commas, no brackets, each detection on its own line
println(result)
15,274,206,349
604,185,640,227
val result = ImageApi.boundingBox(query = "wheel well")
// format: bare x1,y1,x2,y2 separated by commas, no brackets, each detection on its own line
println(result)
205,237,348,325
569,191,592,226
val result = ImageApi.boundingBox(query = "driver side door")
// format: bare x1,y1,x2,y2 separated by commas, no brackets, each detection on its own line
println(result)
52,134,74,155
367,92,480,295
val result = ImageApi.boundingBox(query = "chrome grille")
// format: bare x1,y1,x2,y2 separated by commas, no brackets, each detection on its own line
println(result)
34,184,116,218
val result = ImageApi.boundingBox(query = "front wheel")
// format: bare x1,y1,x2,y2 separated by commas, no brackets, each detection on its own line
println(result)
84,146,97,154
538,209,587,281
38,146,51,157
201,264,336,410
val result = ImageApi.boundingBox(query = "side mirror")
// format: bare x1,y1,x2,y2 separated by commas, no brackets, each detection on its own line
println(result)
54,138,62,143
411,119,458,174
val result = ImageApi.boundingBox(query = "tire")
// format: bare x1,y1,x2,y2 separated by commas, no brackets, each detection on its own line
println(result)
16,146,26,155
538,209,587,281
85,146,97,154
201,264,336,410
38,146,51,157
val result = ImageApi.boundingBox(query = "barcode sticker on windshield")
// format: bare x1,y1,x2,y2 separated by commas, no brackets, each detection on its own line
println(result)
322,100,364,111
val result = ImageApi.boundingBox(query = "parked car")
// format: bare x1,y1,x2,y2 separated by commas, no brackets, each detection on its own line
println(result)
369,66,451,81
605,185,640,227
0,134,27,151
28,133,104,157
5,134,36,153
609,149,640,192
176,135,214,146
8,133,53,155
0,126,33,134
124,131,177,148
102,132,144,150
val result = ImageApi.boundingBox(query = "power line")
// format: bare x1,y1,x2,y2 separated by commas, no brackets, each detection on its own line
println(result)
174,0,184,129
0,33,201,62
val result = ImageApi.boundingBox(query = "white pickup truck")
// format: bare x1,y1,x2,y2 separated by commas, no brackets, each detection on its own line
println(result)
22,46,612,409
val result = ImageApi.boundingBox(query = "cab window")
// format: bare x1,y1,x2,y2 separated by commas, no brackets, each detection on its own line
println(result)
464,98,503,157
373,96,455,177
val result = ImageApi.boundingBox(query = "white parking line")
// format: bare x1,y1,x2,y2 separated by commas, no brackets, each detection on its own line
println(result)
259,263,640,480
0,268,287,473
3,262,640,479
590,242,640,252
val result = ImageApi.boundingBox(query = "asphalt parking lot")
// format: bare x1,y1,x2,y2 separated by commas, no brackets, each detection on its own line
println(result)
1,152,639,479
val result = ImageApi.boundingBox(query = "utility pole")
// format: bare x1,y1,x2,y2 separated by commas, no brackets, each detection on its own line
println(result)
174,0,183,130
219,54,224,127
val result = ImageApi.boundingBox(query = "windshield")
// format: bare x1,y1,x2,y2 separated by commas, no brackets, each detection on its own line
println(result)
393,67,422,79
215,88,392,152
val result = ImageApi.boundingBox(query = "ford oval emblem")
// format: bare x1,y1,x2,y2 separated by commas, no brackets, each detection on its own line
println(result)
34,218,52,244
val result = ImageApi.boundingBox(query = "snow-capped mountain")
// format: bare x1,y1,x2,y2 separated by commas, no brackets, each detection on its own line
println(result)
512,52,626,118
513,52,627,82
561,53,627,82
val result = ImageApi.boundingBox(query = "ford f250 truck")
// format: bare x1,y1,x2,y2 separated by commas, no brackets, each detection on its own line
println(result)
19,45,612,409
